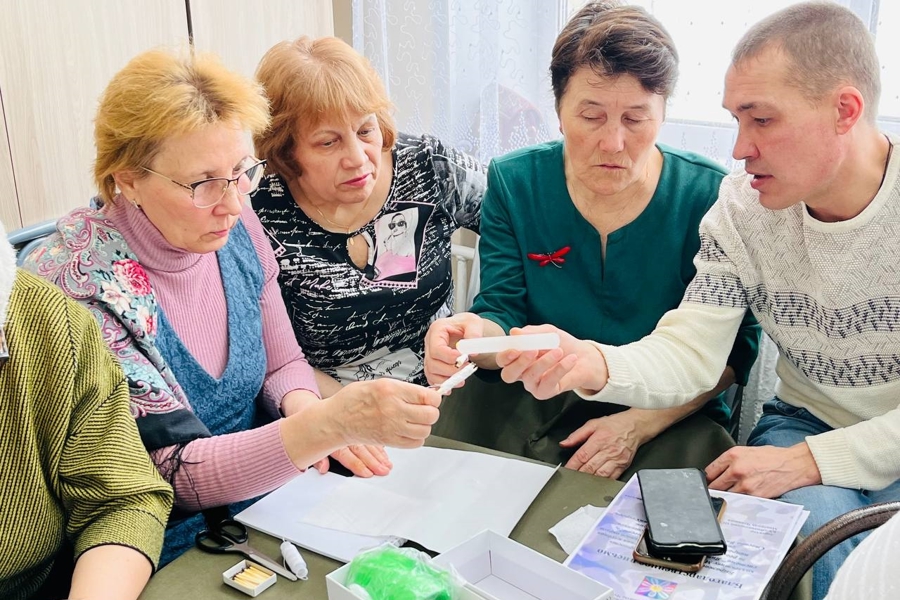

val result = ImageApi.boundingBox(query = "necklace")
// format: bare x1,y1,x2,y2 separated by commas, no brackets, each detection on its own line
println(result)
311,196,373,246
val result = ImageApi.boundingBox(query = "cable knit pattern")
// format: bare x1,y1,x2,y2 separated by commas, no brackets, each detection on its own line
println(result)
584,132,900,490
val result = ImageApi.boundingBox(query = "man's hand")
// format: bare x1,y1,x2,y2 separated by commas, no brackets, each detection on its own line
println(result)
561,410,651,478
496,325,608,399
706,442,822,498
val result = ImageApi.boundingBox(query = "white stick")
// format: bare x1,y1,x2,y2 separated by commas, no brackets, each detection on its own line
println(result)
434,363,479,395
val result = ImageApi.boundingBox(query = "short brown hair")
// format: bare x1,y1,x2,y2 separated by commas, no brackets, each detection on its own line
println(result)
254,36,396,180
550,1,678,110
732,2,880,122
94,48,269,203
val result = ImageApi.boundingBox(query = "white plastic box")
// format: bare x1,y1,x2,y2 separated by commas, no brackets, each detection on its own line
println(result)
326,531,611,600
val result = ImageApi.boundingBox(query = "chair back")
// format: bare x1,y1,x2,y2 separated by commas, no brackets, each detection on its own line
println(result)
7,219,56,266
450,242,477,313
761,501,900,600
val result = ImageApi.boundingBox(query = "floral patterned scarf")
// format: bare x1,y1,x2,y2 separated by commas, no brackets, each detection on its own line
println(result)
24,208,210,450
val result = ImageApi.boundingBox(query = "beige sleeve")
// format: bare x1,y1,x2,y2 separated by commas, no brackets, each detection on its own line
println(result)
576,302,746,409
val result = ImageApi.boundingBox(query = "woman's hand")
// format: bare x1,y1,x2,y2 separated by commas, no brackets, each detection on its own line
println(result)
496,325,608,399
280,379,441,471
312,445,393,477
560,411,650,478
424,312,485,384
706,443,822,498
329,379,443,448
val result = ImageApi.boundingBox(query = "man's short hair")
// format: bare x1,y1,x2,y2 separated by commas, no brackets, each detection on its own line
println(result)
732,1,880,122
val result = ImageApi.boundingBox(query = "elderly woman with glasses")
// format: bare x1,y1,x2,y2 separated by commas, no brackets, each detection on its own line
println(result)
24,48,443,565
250,37,486,415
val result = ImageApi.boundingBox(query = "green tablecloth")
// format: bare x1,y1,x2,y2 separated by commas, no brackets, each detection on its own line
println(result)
139,436,809,599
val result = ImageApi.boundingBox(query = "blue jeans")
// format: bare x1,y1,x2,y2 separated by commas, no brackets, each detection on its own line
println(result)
748,399,900,600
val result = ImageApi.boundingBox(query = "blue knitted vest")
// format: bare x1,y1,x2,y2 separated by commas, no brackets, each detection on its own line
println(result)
155,220,267,565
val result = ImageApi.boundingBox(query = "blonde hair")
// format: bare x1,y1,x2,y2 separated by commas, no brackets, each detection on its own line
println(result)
254,36,396,180
94,48,270,202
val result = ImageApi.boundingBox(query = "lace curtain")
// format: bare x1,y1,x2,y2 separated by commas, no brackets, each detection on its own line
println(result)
353,0,900,167
351,0,566,163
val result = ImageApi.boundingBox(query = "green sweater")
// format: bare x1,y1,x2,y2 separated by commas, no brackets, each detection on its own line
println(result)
471,141,760,422
0,270,173,600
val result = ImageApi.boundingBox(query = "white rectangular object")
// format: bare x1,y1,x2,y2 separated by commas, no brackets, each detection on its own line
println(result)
456,333,560,356
302,446,557,553
435,531,611,600
325,532,610,600
223,560,277,597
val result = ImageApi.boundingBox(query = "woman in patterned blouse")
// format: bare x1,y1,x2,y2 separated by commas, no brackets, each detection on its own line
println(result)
252,37,486,403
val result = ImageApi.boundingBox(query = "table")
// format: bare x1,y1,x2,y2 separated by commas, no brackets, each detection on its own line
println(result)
139,436,623,599
139,436,810,599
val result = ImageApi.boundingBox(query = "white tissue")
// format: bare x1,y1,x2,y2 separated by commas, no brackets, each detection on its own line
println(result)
548,505,606,556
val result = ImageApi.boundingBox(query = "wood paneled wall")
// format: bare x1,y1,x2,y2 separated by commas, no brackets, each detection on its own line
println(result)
190,0,334,79
0,0,188,229
0,0,334,231
0,91,18,230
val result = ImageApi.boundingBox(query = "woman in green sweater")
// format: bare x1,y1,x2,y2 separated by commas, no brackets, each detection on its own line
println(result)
0,218,173,599
426,2,759,479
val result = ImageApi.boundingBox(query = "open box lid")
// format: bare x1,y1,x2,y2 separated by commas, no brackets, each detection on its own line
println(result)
434,531,612,600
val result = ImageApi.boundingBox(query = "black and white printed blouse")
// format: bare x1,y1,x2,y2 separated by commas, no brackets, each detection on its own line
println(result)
251,133,486,385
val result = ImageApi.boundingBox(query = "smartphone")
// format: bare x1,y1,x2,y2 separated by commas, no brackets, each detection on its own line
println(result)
632,497,726,573
637,468,727,558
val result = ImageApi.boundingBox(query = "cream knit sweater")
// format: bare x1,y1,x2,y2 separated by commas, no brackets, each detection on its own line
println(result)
581,132,900,491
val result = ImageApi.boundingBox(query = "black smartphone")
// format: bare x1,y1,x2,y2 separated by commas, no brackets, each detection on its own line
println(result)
637,468,727,558
633,497,726,573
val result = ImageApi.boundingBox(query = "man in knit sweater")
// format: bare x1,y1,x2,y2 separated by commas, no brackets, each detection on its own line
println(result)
0,218,174,598
481,3,898,598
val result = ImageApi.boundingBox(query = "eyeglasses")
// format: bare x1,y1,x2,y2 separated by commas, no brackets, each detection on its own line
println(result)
143,159,267,208
388,220,407,230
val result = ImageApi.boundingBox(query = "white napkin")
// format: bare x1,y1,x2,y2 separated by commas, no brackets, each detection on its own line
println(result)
548,505,606,556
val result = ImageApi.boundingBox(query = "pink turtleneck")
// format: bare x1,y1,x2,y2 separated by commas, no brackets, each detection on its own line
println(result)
103,199,318,511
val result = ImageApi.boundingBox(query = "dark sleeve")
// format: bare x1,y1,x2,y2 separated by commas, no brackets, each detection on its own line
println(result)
726,309,761,387
427,136,487,234
469,161,527,333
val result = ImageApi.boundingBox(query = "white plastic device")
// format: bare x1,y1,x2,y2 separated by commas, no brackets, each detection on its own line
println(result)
455,333,560,366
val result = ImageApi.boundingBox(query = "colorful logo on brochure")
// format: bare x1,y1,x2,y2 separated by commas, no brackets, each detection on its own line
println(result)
635,576,678,599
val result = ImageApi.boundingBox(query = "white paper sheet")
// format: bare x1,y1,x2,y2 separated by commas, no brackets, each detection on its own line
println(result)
564,475,808,600
302,446,557,553
234,469,402,563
